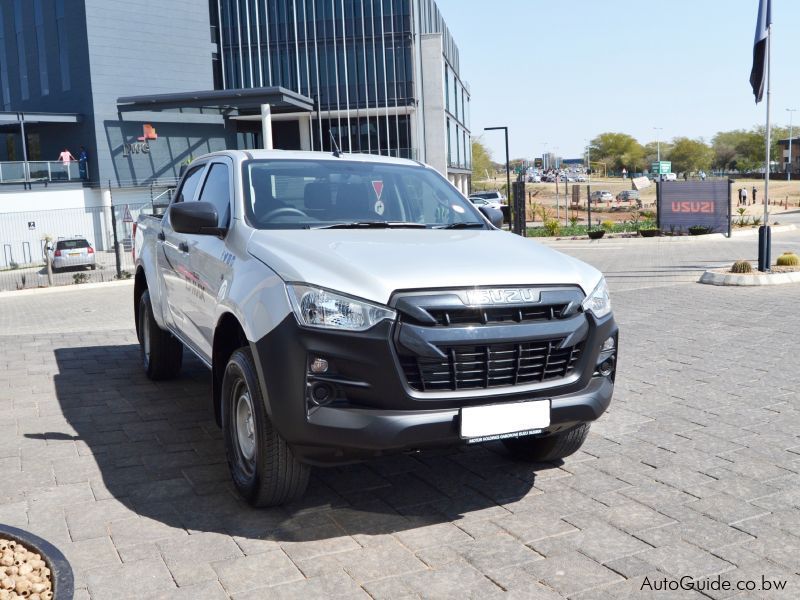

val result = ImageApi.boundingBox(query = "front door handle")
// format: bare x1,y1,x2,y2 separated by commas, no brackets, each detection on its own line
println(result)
157,231,165,241
178,242,189,253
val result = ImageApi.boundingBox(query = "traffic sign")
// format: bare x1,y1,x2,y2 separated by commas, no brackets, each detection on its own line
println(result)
651,161,671,175
122,204,133,223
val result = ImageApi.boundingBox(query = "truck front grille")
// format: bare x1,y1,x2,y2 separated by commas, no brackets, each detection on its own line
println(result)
425,304,570,326
400,339,582,392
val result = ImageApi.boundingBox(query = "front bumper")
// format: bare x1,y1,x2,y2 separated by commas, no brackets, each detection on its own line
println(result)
251,310,617,465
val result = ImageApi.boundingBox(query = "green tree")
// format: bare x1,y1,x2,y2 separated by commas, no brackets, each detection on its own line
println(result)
667,137,714,173
589,132,646,172
471,138,495,181
643,141,673,168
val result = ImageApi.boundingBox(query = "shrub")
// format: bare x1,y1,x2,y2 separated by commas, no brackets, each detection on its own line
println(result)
569,215,580,228
730,260,753,274
640,210,656,220
688,225,712,235
776,252,800,266
601,220,615,231
116,270,132,280
543,219,561,236
73,272,90,284
752,216,762,226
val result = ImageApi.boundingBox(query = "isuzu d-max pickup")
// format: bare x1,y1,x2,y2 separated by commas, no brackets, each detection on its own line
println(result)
134,150,618,506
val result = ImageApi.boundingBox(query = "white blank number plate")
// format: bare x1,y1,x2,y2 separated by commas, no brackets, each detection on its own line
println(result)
460,400,550,440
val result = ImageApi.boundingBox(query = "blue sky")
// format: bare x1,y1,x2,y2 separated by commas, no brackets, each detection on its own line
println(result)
435,0,800,161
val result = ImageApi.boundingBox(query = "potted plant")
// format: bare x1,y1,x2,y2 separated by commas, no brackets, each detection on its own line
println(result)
688,225,712,236
587,227,605,239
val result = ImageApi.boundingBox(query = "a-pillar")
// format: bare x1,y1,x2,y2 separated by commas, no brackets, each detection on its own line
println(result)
261,104,273,150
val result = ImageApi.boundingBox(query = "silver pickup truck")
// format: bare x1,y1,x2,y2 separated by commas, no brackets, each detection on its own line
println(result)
134,150,618,506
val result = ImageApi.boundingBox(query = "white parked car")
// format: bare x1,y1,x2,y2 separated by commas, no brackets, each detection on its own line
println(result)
469,195,502,211
48,237,96,271
469,191,506,206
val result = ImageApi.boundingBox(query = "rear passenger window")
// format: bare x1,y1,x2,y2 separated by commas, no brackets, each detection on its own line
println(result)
197,163,232,227
175,165,205,203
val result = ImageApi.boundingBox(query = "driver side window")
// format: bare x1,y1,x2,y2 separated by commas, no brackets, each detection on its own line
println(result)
175,165,205,203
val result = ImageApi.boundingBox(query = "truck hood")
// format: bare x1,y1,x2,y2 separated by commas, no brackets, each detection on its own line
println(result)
247,229,602,305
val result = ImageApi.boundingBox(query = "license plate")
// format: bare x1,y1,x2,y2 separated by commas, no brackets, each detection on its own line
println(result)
460,400,550,443
68,252,80,256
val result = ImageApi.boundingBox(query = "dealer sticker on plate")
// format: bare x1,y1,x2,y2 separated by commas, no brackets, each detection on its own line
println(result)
460,400,550,444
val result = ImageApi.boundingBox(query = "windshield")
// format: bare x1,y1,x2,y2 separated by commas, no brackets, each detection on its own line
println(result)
242,159,486,229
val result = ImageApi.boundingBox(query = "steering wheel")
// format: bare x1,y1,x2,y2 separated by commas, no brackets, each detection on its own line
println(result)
261,207,308,221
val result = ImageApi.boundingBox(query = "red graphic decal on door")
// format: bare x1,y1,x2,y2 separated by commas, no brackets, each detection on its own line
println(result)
372,180,384,200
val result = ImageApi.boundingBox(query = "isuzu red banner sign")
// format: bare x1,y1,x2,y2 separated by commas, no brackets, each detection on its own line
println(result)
658,180,731,234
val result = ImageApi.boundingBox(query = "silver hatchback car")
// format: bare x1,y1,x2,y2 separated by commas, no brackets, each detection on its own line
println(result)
49,237,96,271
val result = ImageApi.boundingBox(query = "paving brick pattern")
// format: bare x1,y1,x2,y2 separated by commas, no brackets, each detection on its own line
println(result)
2,262,800,597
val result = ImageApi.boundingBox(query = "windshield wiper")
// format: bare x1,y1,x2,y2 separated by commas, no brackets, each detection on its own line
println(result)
435,222,486,229
314,221,426,229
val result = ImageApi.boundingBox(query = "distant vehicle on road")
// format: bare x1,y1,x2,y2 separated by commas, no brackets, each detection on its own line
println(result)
589,191,613,203
469,191,506,205
616,190,640,203
469,196,502,211
48,237,96,272
576,175,587,182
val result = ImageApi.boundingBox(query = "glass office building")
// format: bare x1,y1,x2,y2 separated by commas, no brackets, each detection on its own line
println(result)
212,0,472,191
0,0,470,191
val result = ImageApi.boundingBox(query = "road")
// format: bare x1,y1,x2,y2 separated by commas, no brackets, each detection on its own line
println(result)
1,234,799,598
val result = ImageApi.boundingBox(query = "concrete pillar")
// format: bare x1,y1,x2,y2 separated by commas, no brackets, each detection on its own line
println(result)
101,188,114,252
261,104,273,150
299,116,311,151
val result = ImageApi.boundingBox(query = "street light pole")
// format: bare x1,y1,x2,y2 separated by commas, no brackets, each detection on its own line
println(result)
653,126,663,164
485,126,510,228
787,108,796,181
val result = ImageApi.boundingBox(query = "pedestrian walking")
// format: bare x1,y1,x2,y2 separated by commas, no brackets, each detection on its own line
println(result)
752,186,758,205
78,146,89,181
742,187,748,205
738,188,744,206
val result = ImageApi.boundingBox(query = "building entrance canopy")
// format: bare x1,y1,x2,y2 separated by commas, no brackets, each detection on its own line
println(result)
116,86,313,151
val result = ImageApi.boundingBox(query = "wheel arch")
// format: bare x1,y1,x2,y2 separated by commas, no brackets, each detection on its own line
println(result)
213,312,249,427
133,266,147,339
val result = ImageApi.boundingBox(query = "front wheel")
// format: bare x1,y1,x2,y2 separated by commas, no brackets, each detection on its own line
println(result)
137,289,183,380
222,347,309,507
503,423,590,462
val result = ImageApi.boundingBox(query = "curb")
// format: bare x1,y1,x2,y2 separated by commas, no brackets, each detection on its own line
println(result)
0,278,133,299
540,224,796,244
698,269,800,286
729,224,797,237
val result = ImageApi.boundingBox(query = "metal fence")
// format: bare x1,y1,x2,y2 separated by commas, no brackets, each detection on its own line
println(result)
0,187,173,292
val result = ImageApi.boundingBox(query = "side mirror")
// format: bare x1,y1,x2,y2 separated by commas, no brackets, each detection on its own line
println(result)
479,206,504,229
170,201,222,235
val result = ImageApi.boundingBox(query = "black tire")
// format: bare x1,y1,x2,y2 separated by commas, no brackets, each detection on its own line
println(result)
503,423,590,462
222,347,309,507
137,289,183,380
90,264,97,270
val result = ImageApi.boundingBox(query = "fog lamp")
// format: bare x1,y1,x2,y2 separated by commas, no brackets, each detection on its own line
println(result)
310,357,329,373
598,356,616,377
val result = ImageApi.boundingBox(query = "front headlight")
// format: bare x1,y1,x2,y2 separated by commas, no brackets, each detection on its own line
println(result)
287,284,396,331
582,277,611,318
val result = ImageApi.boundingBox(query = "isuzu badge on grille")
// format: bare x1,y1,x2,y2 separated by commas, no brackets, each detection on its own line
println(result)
465,288,541,306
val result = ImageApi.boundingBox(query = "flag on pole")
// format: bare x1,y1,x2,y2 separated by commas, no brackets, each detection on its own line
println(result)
749,0,772,103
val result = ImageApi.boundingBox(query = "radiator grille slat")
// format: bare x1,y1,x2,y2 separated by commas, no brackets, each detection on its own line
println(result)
400,340,582,392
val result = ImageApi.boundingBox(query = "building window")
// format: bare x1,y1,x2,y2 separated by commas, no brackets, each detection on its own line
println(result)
446,118,451,164
55,0,70,91
444,65,449,112
0,7,10,110
13,0,28,100
34,0,48,96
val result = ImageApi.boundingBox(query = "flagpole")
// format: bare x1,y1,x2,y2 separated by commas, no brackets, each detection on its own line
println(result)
764,24,771,228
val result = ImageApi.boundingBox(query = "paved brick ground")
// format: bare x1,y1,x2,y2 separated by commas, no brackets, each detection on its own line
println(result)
2,252,800,598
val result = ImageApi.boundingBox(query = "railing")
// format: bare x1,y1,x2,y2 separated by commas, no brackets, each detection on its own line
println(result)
0,161,81,184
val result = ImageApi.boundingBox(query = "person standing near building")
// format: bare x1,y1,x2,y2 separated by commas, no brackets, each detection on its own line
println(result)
752,186,758,205
742,187,748,205
738,187,744,206
78,146,89,181
57,148,76,178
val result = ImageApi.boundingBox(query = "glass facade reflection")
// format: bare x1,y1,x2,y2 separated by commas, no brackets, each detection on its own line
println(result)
213,0,471,177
